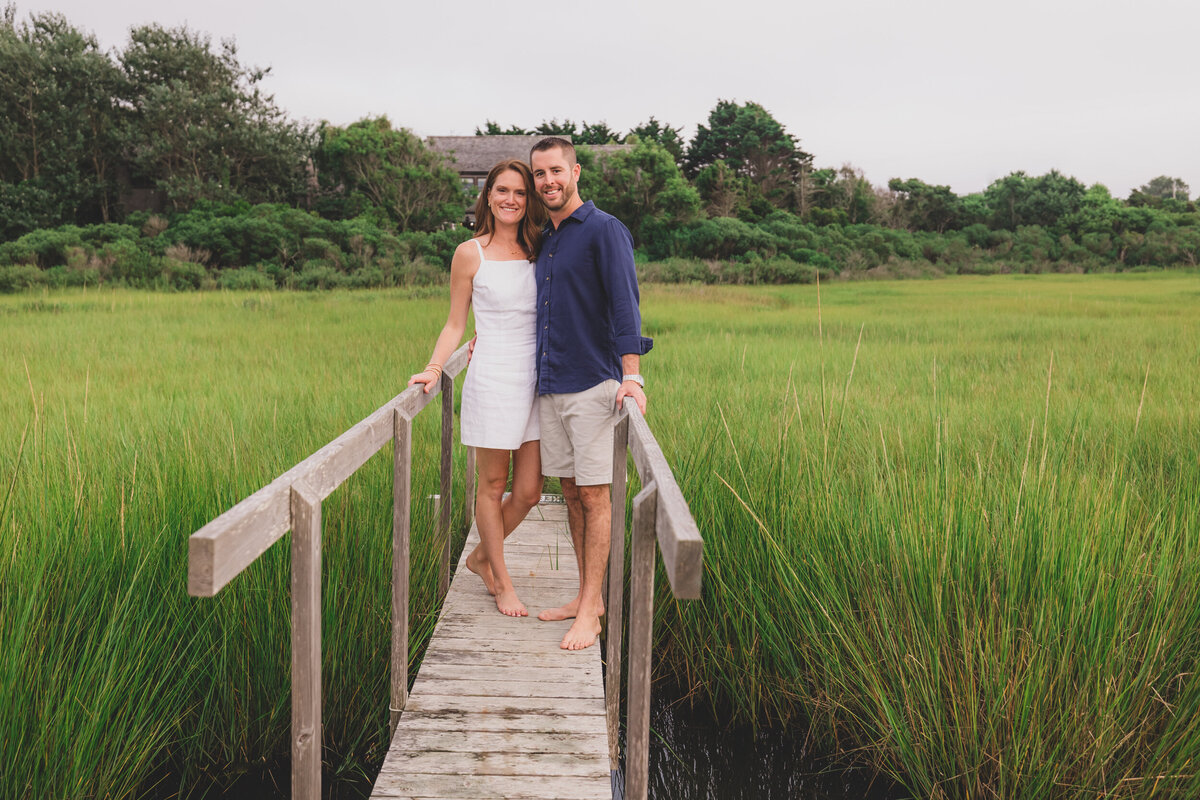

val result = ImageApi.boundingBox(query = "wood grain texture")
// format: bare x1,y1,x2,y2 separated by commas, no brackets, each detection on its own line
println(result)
290,481,322,800
625,483,658,800
370,503,609,800
188,344,469,597
622,397,703,599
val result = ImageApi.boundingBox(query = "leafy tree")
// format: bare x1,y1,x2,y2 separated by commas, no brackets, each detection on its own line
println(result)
813,164,877,224
534,118,579,138
0,9,123,232
628,117,685,165
315,117,462,232
694,160,752,219
578,137,700,250
1136,175,1190,202
475,121,531,135
983,170,1086,231
887,178,963,233
119,23,309,211
685,100,810,210
578,121,623,145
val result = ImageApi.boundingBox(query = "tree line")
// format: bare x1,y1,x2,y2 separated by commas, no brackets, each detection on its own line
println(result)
2,7,1197,292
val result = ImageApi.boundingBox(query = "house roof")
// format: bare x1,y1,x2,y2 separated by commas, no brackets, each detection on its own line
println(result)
427,135,557,174
428,135,635,175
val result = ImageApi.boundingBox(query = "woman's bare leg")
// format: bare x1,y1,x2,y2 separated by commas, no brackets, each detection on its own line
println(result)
466,440,542,593
469,444,541,616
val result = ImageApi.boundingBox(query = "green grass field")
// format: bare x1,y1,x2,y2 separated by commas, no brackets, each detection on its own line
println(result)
2,274,1198,799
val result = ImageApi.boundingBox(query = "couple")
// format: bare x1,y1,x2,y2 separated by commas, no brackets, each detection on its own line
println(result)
408,137,651,651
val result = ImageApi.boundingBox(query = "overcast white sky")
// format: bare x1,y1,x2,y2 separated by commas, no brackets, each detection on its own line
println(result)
12,0,1199,199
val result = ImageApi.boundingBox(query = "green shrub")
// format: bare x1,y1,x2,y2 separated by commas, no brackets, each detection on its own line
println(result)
0,263,46,292
217,268,276,291
297,261,343,290
161,258,208,290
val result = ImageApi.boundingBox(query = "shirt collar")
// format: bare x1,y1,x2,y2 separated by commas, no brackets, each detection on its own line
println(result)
547,200,595,232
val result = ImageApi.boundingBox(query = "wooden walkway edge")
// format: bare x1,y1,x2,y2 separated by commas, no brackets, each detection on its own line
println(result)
371,501,612,800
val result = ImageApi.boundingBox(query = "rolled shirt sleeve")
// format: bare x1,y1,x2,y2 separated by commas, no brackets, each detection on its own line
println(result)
596,216,654,357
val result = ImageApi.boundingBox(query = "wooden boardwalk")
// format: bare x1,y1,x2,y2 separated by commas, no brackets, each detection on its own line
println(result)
370,501,612,800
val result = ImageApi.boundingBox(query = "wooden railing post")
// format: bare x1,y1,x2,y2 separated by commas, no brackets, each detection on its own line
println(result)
625,481,658,800
605,413,630,771
289,480,322,800
390,409,413,734
464,446,476,532
438,373,453,597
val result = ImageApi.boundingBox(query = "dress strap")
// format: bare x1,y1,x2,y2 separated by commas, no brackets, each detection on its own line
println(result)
472,238,485,263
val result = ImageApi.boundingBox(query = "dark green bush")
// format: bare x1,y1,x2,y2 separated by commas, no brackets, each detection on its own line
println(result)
217,268,276,291
0,263,46,292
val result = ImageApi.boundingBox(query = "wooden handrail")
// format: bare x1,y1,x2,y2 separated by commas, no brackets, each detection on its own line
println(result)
187,347,705,800
606,396,705,800
188,344,469,598
186,342,471,800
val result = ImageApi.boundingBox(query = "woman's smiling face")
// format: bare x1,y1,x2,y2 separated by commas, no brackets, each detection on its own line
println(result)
489,168,528,224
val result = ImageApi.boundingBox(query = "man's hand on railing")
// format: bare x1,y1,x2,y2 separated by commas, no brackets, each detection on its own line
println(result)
616,381,647,415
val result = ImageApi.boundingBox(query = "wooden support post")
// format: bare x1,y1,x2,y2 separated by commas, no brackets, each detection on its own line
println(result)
625,482,658,800
464,446,476,532
438,372,453,597
290,480,322,800
605,413,630,770
390,410,413,735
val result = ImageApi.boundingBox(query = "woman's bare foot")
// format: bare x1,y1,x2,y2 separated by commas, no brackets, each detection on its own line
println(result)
495,588,528,617
465,548,495,595
560,613,602,650
537,595,604,622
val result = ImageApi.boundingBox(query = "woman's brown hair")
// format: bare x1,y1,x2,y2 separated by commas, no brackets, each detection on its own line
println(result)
472,159,545,259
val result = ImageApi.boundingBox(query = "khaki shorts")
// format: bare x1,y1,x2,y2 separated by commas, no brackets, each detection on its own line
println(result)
538,380,620,486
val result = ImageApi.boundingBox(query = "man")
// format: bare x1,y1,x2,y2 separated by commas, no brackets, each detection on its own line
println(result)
530,137,652,651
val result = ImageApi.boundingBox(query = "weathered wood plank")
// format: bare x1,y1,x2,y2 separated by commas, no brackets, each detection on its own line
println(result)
188,344,468,597
290,481,322,800
622,397,703,599
415,663,600,685
625,482,658,800
372,504,608,799
408,678,598,700
396,710,607,734
606,412,629,770
402,694,605,717
391,409,413,733
379,750,607,777
372,772,610,800
438,372,453,597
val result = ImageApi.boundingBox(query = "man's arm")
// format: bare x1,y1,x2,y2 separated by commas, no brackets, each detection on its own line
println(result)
616,353,647,414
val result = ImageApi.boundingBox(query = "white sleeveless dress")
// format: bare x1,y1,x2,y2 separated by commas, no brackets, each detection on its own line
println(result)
460,239,539,449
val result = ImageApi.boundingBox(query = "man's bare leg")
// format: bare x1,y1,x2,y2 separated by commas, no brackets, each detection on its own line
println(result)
558,483,610,650
466,441,542,594
538,476,589,621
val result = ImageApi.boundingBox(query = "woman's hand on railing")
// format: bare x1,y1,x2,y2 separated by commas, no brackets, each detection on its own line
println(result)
407,369,441,394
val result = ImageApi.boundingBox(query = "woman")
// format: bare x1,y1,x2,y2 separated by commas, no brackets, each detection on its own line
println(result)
408,159,544,617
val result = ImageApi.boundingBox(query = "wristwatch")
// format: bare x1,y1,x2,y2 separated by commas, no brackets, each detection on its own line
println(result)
622,374,645,387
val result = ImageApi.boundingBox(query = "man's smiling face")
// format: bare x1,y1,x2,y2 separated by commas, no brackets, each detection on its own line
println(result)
531,146,580,212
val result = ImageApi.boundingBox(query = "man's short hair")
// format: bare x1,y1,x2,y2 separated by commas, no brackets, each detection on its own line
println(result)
530,136,576,167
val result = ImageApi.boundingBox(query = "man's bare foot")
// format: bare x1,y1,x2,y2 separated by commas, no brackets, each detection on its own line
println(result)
538,596,604,622
560,614,602,650
495,588,528,618
465,548,495,595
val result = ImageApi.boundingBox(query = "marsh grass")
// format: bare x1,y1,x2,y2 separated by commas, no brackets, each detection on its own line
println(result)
641,275,1200,798
2,275,1198,798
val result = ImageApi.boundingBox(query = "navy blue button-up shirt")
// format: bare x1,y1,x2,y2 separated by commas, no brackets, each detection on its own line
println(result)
535,201,653,394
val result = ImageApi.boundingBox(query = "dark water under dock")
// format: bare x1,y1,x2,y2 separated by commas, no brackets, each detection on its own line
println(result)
612,685,908,800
